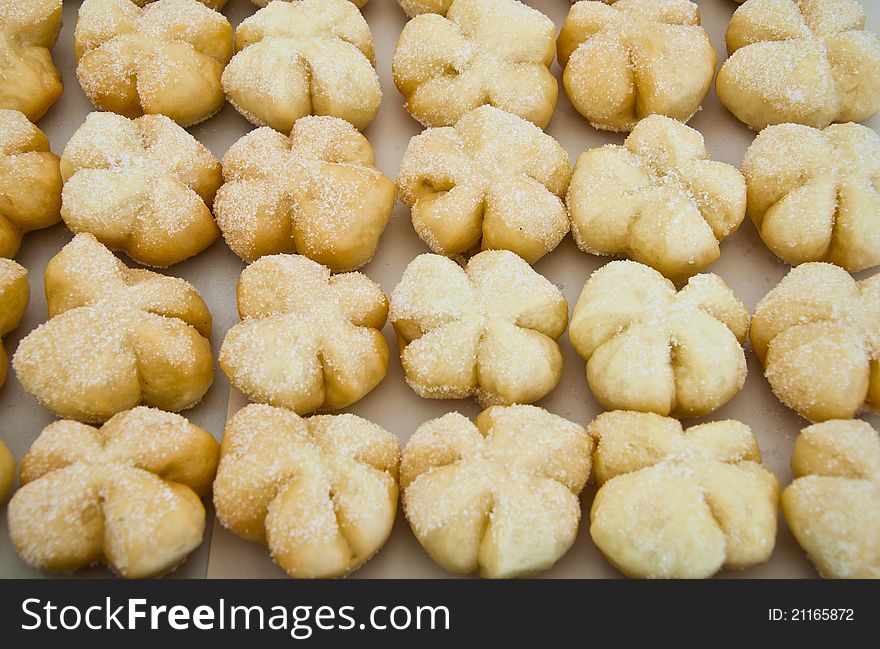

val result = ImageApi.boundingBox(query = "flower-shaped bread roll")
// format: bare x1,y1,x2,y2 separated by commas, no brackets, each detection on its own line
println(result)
392,0,557,129
398,106,571,264
568,115,746,282
74,0,233,127
7,407,219,578
589,411,779,579
0,258,27,389
742,122,880,272
222,0,380,133
0,0,62,121
214,404,400,578
0,438,12,502
397,0,449,17
214,116,394,270
390,251,568,406
751,263,880,422
402,406,591,578
570,261,749,417
13,234,214,423
782,419,879,579
717,0,880,131
61,112,221,268
220,254,388,414
558,0,716,133
0,109,61,258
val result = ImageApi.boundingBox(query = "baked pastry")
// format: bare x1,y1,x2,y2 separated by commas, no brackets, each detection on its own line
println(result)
567,115,746,281
252,0,365,7
222,0,380,133
398,106,570,264
214,404,400,578
751,263,879,422
390,250,567,406
0,438,12,502
61,112,221,268
0,0,62,121
570,261,749,417
7,407,219,578
397,0,450,17
0,257,27,389
74,0,233,127
716,0,880,131
0,108,62,258
392,0,557,129
742,122,880,272
782,419,879,579
220,254,388,414
558,0,716,132
214,116,394,269
589,411,779,579
402,405,591,578
13,234,214,423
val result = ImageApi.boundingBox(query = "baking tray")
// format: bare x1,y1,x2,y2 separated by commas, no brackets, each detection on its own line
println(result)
1,0,878,579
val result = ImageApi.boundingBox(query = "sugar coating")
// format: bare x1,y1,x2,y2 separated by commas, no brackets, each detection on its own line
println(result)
751,262,880,422
401,404,591,578
214,403,400,579
60,112,221,268
392,0,558,129
74,0,233,127
12,234,214,423
782,419,880,579
568,114,747,282
6,406,219,578
716,0,880,130
222,0,380,133
742,121,880,272
0,256,27,388
558,0,716,133
0,108,62,258
0,0,63,121
589,410,779,579
219,254,389,415
570,260,750,418
390,250,568,407
213,115,394,271
398,105,571,264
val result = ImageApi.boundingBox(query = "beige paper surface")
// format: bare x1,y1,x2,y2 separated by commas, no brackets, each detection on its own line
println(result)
1,0,877,579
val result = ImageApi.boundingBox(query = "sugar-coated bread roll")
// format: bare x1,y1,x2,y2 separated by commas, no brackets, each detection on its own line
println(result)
390,250,568,406
0,257,28,389
220,254,389,414
7,407,219,578
214,116,394,270
558,0,716,133
252,0,365,7
0,0,62,122
74,0,233,127
589,411,779,579
61,112,221,268
397,106,571,264
13,234,214,423
402,405,592,578
742,122,880,272
782,419,879,579
0,438,12,502
570,261,749,417
214,404,400,579
751,263,880,422
397,0,451,17
222,0,380,133
717,0,880,131
0,109,61,258
393,0,557,129
568,115,746,281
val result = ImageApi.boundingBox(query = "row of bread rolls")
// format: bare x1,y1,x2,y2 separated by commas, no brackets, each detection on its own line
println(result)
3,105,877,278
1,404,877,580
4,0,879,133
2,234,875,443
